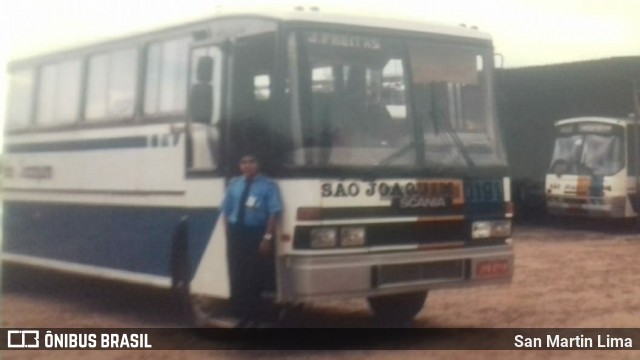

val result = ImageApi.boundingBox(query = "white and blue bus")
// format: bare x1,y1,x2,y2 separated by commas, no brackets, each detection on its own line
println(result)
3,7,513,325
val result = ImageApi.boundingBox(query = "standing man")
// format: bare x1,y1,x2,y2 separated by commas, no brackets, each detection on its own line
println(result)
222,154,282,326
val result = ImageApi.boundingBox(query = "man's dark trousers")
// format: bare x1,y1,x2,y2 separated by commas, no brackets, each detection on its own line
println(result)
227,224,273,321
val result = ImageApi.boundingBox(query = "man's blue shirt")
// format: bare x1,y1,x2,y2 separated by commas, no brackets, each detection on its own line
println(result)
222,174,283,227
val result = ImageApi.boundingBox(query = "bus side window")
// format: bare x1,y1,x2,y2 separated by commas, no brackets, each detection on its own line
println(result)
186,46,222,173
86,48,138,121
254,74,270,101
37,59,83,126
189,56,213,124
628,126,638,177
145,37,190,116
6,69,35,130
634,79,640,116
228,33,277,174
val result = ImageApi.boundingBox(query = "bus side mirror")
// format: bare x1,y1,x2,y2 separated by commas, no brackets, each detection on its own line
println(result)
189,56,214,124
494,53,504,69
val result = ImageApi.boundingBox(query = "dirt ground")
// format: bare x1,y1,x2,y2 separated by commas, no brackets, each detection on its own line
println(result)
5,221,640,359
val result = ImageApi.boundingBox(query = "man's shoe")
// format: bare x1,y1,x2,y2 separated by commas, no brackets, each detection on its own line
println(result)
236,319,253,328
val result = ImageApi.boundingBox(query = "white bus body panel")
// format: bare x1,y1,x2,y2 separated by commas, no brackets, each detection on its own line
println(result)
3,124,185,194
545,173,635,218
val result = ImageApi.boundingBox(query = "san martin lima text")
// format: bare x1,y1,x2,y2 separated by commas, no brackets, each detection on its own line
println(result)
514,334,633,349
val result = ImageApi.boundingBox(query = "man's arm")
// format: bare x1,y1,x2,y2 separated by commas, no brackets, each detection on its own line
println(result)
259,181,283,258
221,179,236,237
224,215,230,238
259,214,278,258
265,214,277,238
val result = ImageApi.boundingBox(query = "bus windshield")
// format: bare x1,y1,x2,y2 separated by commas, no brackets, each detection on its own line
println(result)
286,30,506,169
549,125,625,176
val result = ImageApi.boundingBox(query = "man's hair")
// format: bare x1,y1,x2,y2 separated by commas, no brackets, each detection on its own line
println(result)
239,154,259,164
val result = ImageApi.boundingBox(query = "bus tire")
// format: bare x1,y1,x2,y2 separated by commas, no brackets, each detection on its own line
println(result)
367,291,428,326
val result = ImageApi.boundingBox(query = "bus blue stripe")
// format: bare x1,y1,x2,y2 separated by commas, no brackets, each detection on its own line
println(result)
5,136,149,154
3,202,219,279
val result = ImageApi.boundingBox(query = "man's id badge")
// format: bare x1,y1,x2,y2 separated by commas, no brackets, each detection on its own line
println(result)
245,195,258,209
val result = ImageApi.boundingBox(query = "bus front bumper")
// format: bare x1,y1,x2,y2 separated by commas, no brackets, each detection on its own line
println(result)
278,244,513,302
546,196,628,217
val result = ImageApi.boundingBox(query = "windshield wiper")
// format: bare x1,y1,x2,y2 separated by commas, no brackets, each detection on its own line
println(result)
428,88,475,168
377,99,476,168
376,141,417,166
577,162,594,176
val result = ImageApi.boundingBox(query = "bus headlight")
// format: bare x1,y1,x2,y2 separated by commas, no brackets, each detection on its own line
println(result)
310,228,338,248
472,220,511,239
340,227,366,247
471,222,492,239
491,220,512,238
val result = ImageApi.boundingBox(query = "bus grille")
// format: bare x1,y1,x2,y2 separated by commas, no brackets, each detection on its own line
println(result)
375,260,464,287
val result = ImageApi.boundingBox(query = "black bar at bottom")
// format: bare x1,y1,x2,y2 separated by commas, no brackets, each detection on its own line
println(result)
2,328,640,350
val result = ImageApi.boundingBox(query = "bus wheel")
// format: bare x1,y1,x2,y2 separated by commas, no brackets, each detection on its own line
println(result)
367,291,428,326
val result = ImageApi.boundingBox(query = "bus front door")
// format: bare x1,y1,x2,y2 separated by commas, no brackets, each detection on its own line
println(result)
186,45,224,174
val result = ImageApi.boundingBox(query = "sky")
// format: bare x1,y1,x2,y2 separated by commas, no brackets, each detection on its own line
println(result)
1,0,639,140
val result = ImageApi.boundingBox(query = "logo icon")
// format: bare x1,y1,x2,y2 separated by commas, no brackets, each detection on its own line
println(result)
7,330,40,348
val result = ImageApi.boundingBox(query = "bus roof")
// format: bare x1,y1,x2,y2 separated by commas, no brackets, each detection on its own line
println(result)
8,6,491,68
216,6,492,40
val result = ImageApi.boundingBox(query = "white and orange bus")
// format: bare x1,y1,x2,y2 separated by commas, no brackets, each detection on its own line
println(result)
546,116,640,218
